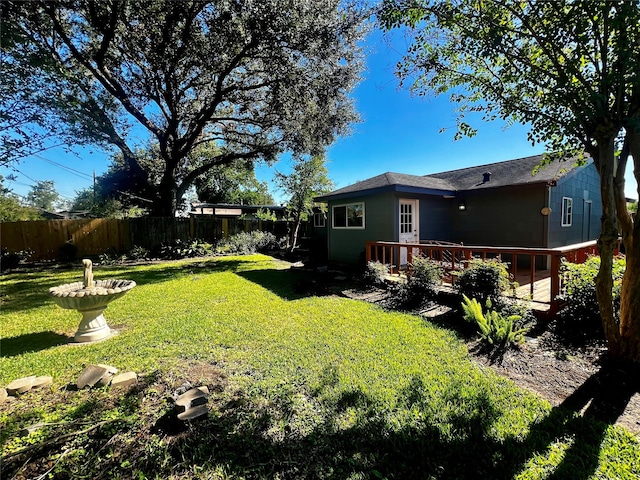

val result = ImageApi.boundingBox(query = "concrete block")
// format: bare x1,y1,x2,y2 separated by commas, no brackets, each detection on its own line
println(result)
111,372,137,388
6,376,36,395
177,403,209,421
77,364,117,389
32,376,53,389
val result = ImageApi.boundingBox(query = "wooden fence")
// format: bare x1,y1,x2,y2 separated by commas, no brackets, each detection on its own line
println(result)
1,217,293,262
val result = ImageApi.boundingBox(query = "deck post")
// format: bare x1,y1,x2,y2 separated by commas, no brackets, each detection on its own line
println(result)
550,253,562,311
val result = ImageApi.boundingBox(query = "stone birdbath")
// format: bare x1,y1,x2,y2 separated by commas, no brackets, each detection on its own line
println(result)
49,259,136,343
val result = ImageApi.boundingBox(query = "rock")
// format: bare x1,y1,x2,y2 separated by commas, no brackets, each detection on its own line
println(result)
77,364,118,389
175,386,209,412
0,388,7,404
6,376,36,395
32,376,53,389
111,372,137,389
177,404,209,421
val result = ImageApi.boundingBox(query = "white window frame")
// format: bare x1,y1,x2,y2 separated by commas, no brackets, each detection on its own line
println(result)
561,197,573,227
313,212,326,228
332,202,365,229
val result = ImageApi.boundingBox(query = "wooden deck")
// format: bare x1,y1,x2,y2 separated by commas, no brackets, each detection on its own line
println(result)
366,240,614,315
513,270,554,312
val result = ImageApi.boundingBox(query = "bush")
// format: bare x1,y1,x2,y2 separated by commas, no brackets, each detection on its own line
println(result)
363,261,389,287
461,295,528,349
217,231,280,255
98,248,121,265
556,255,625,340
389,256,443,309
59,241,78,262
456,258,512,307
0,248,32,271
99,245,150,265
128,244,150,261
158,239,214,260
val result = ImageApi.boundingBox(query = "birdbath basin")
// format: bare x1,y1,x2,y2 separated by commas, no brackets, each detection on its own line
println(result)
49,259,136,343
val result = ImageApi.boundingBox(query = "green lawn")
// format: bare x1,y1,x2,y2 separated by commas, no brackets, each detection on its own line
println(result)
1,255,638,479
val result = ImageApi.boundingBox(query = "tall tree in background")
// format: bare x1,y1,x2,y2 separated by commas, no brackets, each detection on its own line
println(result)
275,156,333,253
194,160,274,206
0,175,41,221
5,0,366,216
379,0,640,361
25,180,60,211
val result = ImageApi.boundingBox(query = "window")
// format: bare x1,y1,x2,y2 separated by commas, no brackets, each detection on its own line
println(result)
562,197,573,226
313,212,326,228
332,203,364,229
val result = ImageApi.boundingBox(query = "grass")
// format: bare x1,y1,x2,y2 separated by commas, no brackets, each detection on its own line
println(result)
1,255,639,479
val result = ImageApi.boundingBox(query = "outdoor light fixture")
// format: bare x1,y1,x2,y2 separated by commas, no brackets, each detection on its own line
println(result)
458,201,466,211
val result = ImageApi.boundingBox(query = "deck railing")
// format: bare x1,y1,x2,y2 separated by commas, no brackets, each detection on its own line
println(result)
365,239,614,312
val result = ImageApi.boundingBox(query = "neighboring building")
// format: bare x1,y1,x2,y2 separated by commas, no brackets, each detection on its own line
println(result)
315,154,602,265
41,210,91,220
189,203,288,221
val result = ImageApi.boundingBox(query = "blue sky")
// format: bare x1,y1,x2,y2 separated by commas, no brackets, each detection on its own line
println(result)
2,30,637,205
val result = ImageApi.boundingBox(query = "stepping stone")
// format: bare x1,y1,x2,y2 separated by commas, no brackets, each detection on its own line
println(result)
77,364,118,389
6,376,36,395
175,386,209,412
32,376,53,389
111,372,137,388
177,403,209,421
0,388,7,404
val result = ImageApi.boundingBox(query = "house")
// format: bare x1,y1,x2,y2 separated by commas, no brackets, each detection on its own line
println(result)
314,154,602,266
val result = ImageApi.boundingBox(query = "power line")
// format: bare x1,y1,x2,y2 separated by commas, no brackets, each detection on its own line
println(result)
32,153,94,181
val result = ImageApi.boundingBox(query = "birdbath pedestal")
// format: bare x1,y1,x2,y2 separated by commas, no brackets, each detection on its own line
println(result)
49,259,136,343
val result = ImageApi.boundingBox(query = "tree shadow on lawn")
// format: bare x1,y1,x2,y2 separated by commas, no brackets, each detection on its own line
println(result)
0,331,71,357
3,367,635,479
237,268,347,301
1,257,265,314
150,373,635,479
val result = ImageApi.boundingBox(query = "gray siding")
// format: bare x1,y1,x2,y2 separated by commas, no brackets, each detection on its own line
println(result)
450,184,548,247
326,192,396,264
547,162,601,247
418,196,454,241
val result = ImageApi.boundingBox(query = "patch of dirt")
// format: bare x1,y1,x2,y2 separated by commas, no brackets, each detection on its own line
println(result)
342,286,640,434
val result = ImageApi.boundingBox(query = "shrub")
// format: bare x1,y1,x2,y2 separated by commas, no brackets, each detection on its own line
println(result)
98,248,121,265
59,240,78,262
461,295,528,349
556,255,625,340
0,248,32,271
128,244,149,260
389,256,443,309
217,231,280,255
363,261,389,287
158,239,214,260
456,258,512,307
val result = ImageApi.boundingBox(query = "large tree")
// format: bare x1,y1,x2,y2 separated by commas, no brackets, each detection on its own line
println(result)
195,160,274,205
26,180,60,211
4,0,366,216
0,175,42,221
379,0,640,361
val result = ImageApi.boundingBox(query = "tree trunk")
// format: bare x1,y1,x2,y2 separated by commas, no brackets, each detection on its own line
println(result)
154,170,178,217
616,128,640,362
288,217,302,254
594,137,622,353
